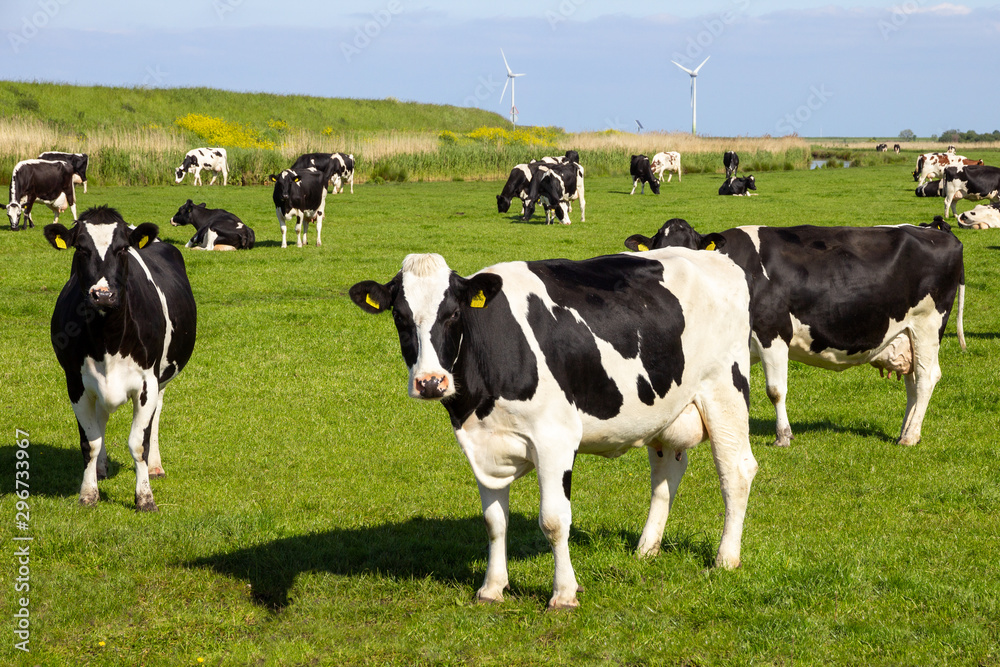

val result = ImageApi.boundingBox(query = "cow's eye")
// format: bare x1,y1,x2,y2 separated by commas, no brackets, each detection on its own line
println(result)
447,310,461,322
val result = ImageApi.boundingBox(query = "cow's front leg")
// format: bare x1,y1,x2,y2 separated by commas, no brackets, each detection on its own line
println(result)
476,482,511,603
314,211,323,247
128,387,161,512
275,207,288,248
146,387,167,477
297,214,307,248
759,343,793,447
537,450,579,609
72,393,108,506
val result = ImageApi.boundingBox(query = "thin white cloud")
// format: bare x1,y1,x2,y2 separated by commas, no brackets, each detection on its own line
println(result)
910,3,973,14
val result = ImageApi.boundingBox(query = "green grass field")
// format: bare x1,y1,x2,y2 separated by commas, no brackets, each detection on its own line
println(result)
2,163,999,666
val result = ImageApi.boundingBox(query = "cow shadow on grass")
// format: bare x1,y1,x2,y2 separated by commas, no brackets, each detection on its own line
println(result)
749,418,895,444
185,513,557,609
253,240,285,248
0,443,122,498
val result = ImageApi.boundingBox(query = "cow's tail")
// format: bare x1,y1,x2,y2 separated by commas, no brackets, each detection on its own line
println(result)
956,281,966,352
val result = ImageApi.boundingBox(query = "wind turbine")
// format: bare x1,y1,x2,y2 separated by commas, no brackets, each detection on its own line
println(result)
635,119,643,134
671,56,710,135
500,49,526,127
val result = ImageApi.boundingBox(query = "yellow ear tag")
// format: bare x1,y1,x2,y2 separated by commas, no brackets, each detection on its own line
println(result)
469,290,486,308
704,241,716,251
637,243,649,252
138,236,150,249
55,236,67,249
365,294,380,309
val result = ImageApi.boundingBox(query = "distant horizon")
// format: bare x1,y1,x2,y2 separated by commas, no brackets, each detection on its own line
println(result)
2,2,998,137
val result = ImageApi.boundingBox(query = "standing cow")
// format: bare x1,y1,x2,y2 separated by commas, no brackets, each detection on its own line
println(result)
175,147,229,186
625,218,965,447
7,159,78,231
350,249,756,609
44,206,197,511
942,164,1000,218
523,161,586,224
723,151,740,179
629,155,660,195
650,151,682,183
291,152,355,194
497,162,542,216
270,168,328,247
169,200,255,250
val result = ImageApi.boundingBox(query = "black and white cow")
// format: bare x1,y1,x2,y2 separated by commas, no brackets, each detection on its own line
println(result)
497,162,543,216
893,143,901,154
169,200,255,250
942,164,1000,218
174,147,229,186
957,203,1000,229
523,161,586,224
38,151,89,193
723,151,739,179
718,175,756,196
44,206,197,511
651,151,682,183
289,152,354,193
350,250,757,609
330,152,355,194
629,154,660,195
625,218,965,447
915,181,943,197
269,167,328,248
876,143,888,152
7,159,78,231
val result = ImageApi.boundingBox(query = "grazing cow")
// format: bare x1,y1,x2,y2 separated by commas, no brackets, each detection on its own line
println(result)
876,143,888,152
942,164,1000,218
44,206,197,511
523,161,586,224
7,159,78,231
270,167,328,247
893,144,901,154
169,200,255,250
349,249,756,609
291,153,338,189
723,151,739,179
38,151,89,193
957,203,1000,229
915,181,943,197
651,151,682,183
718,175,756,196
330,152,355,194
629,154,660,195
912,152,981,186
624,218,965,447
497,162,542,216
948,145,957,153
174,147,229,186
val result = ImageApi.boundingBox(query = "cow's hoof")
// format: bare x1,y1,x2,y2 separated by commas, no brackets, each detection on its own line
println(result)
546,596,579,611
897,436,920,447
135,495,159,512
148,467,165,478
79,490,99,506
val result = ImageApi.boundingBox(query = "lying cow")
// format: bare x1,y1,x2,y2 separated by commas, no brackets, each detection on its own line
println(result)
175,147,229,186
719,175,756,196
629,154,660,195
270,167,328,247
913,152,981,187
497,162,543,216
523,161,586,224
915,181,942,197
7,159,78,231
38,151,89,193
169,200,255,250
45,206,197,510
624,218,966,447
943,164,1000,218
723,151,739,179
650,151,682,183
876,143,888,152
350,249,756,609
957,203,1000,229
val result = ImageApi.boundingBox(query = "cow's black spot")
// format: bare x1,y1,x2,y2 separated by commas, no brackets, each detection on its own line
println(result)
140,381,148,407
562,469,573,501
732,362,750,408
637,376,656,406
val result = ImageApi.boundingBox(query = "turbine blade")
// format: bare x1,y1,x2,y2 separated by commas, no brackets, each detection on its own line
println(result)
501,48,513,76
671,60,695,75
500,76,510,104
692,55,711,74
512,73,526,77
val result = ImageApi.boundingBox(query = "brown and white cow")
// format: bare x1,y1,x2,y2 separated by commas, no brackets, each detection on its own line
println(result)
650,151,682,183
913,152,982,186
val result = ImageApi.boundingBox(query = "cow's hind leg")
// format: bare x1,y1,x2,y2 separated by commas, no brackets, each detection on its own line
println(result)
898,330,943,446
476,483,511,603
146,387,167,477
759,343,794,447
535,444,580,609
73,393,109,506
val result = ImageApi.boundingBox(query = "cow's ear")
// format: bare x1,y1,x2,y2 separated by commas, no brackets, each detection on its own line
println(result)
269,174,278,182
462,272,503,309
699,233,726,251
350,279,395,314
129,222,159,249
44,223,75,250
185,199,194,205
624,234,654,252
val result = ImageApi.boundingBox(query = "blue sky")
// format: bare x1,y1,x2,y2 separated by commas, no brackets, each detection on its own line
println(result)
2,1,998,137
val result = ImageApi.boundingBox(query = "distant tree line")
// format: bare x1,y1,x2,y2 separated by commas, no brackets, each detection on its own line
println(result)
929,129,1000,143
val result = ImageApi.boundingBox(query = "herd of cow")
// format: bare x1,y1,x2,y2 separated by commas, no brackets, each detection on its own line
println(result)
5,142,986,610
909,148,1000,228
